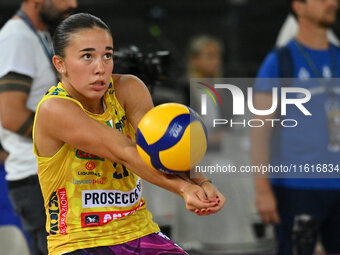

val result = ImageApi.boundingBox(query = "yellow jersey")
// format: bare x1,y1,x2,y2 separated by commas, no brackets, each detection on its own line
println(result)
33,80,159,255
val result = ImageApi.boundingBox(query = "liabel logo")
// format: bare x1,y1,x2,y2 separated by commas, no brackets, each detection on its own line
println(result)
196,82,312,128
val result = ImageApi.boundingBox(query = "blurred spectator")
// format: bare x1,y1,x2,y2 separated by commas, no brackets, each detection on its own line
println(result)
0,0,77,254
187,34,223,79
276,13,339,47
252,0,340,254
186,34,225,148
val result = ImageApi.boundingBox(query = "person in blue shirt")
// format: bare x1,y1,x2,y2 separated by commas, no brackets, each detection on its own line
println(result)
252,0,340,254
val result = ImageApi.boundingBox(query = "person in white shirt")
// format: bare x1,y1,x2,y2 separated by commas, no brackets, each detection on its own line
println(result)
0,0,77,254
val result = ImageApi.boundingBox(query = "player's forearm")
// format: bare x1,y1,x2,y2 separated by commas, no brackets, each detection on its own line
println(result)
180,171,209,186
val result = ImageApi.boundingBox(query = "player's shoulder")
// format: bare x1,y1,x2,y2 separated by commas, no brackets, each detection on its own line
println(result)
112,74,146,90
39,84,79,113
112,74,149,98
44,84,72,99
111,74,151,109
38,95,81,120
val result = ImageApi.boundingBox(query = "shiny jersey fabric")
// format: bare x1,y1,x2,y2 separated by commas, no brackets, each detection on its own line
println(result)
33,79,159,255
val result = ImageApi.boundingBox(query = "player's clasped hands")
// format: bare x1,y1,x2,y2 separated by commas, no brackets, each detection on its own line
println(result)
182,182,225,216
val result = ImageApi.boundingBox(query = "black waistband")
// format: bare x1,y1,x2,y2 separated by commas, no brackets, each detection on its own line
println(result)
7,175,40,189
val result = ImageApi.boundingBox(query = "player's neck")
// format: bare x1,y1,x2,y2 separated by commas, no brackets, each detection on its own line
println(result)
62,80,104,114
18,2,47,31
83,100,105,115
296,20,329,50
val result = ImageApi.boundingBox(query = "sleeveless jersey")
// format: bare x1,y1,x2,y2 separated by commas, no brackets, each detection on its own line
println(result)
33,80,159,255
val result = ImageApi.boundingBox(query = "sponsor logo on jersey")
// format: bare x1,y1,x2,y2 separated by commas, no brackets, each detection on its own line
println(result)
48,191,59,235
81,200,145,227
76,149,104,161
48,188,68,235
58,188,68,234
82,178,142,208
73,177,107,185
85,161,96,170
84,214,100,226
77,170,101,177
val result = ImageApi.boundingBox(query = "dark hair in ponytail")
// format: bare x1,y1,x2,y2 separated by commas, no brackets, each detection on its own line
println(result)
53,13,111,58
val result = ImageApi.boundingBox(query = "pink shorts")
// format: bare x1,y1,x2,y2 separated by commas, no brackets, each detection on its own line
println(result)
65,232,188,255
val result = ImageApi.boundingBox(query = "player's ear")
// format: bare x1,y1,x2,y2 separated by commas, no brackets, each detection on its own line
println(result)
53,55,66,75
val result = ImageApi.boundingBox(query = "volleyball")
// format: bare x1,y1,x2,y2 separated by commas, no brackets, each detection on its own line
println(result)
136,103,208,174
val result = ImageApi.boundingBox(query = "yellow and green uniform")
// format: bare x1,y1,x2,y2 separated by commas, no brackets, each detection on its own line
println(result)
33,80,159,255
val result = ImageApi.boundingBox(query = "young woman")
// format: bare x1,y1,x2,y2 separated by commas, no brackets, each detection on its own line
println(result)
33,13,225,255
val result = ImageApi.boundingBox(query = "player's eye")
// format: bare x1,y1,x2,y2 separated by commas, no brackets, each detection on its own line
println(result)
104,53,112,60
82,54,91,60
